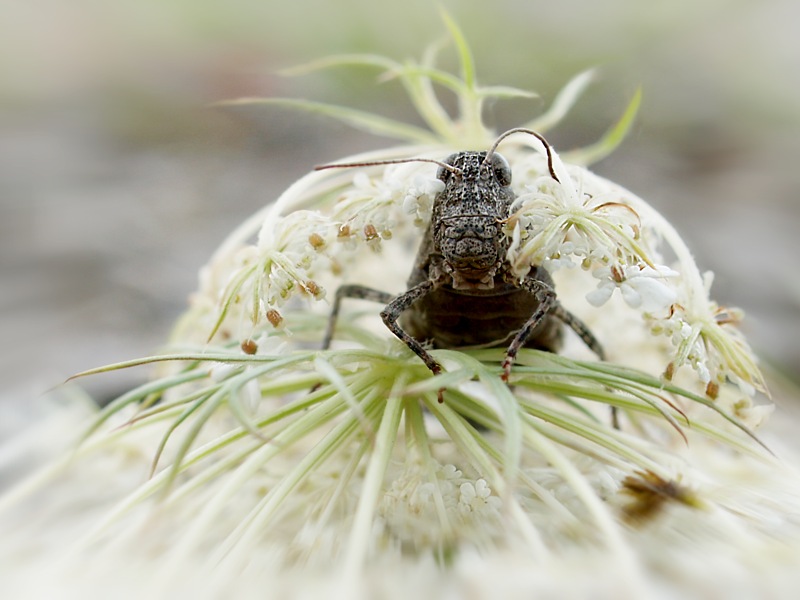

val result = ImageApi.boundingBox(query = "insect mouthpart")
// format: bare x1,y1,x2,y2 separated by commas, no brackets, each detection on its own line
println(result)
437,216,505,289
441,214,502,251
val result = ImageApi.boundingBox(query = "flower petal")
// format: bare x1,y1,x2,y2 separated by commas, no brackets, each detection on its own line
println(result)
586,283,615,307
629,277,677,313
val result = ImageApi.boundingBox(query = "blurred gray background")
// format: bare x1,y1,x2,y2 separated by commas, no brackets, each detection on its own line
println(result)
2,0,799,423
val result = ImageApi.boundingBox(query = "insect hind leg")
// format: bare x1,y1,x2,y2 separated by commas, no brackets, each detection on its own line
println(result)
322,284,394,350
550,303,605,360
551,303,619,427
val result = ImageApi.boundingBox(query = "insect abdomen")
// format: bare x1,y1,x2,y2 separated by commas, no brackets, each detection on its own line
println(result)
400,284,563,351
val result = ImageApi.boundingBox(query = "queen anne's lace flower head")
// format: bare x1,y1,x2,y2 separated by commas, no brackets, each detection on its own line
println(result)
22,26,784,600
192,131,765,405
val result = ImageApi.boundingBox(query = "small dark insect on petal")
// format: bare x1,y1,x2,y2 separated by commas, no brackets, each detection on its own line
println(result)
620,470,701,525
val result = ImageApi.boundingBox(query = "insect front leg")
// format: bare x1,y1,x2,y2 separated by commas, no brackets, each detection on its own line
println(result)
323,282,440,374
324,280,445,401
550,304,605,361
380,280,442,376
501,277,557,382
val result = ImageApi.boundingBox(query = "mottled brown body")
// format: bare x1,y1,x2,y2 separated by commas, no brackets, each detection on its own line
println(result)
321,132,604,398
400,151,562,352
400,267,563,352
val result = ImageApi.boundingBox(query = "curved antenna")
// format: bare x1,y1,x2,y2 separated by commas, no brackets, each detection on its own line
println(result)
484,127,559,183
314,157,461,176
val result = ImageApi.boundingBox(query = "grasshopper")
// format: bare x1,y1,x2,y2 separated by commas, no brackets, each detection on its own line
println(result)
319,129,604,401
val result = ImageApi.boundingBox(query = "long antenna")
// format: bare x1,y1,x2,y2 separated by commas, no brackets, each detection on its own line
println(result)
314,157,461,176
484,127,559,183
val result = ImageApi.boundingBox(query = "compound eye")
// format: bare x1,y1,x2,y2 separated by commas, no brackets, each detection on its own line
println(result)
491,153,512,186
437,153,460,182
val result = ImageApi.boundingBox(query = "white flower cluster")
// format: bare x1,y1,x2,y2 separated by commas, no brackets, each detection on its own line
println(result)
504,162,674,316
379,462,502,548
197,210,332,342
331,166,442,249
189,140,765,404
194,167,443,343
650,297,766,398
501,148,765,399
330,171,403,250
256,210,332,304
586,264,678,314
505,173,653,276
402,175,445,227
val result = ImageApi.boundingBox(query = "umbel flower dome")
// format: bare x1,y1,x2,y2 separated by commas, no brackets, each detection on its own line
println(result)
2,16,798,600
